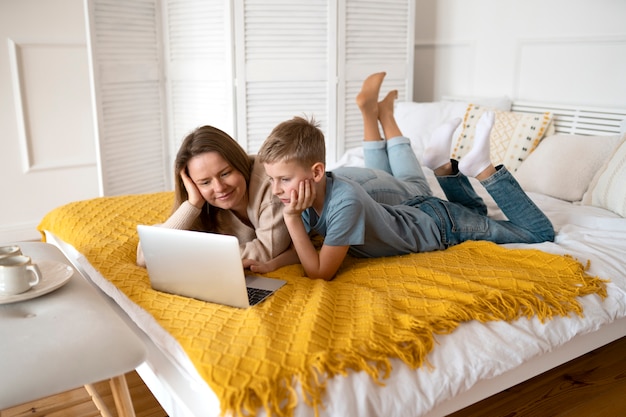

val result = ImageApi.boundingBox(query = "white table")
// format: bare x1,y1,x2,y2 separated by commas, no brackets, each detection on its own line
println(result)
0,242,146,416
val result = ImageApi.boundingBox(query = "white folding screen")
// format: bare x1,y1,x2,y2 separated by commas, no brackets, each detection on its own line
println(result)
162,0,234,163
236,0,415,163
86,0,169,196
233,0,333,156
87,0,414,195
339,0,415,154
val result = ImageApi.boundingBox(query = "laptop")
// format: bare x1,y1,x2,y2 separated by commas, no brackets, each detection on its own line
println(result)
137,225,286,308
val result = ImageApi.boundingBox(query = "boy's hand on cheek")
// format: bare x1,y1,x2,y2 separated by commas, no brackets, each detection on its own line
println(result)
283,179,315,217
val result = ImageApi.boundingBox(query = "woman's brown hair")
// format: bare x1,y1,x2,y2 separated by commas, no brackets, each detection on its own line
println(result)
173,125,252,231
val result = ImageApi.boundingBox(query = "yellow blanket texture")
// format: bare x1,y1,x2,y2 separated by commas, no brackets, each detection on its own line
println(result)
38,192,607,417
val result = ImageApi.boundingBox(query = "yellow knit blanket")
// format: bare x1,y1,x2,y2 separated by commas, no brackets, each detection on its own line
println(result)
38,192,607,417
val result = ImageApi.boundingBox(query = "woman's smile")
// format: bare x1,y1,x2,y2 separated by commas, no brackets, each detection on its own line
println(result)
187,152,248,213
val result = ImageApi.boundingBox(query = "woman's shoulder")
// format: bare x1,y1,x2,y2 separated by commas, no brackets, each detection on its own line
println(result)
247,156,277,208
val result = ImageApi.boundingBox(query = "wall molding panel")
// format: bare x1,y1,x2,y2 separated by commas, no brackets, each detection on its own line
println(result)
8,38,96,174
514,36,626,107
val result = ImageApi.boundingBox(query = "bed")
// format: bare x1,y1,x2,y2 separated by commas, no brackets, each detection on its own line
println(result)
38,99,626,417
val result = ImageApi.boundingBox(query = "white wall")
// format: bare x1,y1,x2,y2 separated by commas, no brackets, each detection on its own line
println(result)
2,0,626,243
413,0,626,108
0,0,99,243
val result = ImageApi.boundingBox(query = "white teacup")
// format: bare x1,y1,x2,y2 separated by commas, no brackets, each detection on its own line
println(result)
0,255,42,295
0,245,22,260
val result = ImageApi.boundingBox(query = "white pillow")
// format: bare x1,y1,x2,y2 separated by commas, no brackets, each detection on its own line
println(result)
395,101,469,161
583,135,626,216
394,97,511,163
514,134,623,202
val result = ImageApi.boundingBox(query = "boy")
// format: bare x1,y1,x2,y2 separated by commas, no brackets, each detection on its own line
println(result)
257,90,554,282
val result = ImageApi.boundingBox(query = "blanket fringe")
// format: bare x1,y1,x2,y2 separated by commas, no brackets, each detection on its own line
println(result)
220,264,608,417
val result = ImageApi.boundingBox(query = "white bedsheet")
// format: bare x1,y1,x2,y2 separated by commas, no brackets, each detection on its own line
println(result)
46,169,626,417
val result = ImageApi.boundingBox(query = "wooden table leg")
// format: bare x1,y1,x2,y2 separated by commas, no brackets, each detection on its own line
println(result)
109,374,137,417
84,383,114,417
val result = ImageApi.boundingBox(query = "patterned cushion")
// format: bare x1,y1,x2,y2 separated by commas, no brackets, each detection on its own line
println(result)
451,104,554,172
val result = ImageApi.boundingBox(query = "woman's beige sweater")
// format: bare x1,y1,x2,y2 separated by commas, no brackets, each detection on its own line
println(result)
137,157,291,266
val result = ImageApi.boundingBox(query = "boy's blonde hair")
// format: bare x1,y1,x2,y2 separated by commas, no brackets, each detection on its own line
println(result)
258,116,326,167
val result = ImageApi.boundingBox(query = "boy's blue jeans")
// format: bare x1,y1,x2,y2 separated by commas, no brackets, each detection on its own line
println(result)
405,165,555,245
334,136,432,205
335,136,554,245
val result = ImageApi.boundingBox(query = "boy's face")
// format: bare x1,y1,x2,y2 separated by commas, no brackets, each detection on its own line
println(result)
264,160,315,205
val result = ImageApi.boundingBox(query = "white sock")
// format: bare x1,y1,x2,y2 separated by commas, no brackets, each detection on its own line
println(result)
423,117,462,170
458,111,495,177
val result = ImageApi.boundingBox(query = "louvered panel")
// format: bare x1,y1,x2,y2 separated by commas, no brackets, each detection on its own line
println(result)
170,79,233,146
166,0,227,60
99,81,166,194
340,0,414,158
238,0,331,155
245,81,329,154
346,1,409,62
92,0,160,61
167,77,232,140
88,0,168,195
164,0,233,171
343,78,408,151
243,0,328,64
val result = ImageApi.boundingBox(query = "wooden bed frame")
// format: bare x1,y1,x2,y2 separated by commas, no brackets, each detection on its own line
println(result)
46,99,626,417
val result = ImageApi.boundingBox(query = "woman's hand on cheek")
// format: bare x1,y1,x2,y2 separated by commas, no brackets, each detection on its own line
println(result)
180,168,204,209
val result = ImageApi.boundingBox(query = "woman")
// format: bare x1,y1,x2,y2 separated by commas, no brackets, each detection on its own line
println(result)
137,125,297,272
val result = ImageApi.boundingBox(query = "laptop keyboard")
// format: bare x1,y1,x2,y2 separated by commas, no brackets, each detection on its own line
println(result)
247,287,273,306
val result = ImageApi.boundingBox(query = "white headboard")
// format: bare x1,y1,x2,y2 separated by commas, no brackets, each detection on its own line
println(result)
511,101,626,136
443,96,626,137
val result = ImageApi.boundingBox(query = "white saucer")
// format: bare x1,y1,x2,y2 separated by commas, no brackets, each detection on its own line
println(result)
0,260,74,304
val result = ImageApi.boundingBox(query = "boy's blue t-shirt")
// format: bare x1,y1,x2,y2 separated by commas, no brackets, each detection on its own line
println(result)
302,173,444,258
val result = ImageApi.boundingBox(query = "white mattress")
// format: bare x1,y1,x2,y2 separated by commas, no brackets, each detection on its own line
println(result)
46,170,626,417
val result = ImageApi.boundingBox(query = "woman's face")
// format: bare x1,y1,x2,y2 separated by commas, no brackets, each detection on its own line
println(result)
187,151,247,213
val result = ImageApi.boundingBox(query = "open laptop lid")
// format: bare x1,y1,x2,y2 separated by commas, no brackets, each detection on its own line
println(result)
137,225,253,308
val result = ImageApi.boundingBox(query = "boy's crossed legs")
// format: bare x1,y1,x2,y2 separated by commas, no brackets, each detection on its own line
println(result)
418,110,554,244
335,71,431,203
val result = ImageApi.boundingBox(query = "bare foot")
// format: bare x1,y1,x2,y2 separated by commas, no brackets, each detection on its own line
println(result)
377,89,398,120
357,72,387,141
356,72,386,115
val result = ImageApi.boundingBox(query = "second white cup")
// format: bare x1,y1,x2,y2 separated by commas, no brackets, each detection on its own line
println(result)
0,255,42,295
0,245,22,260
